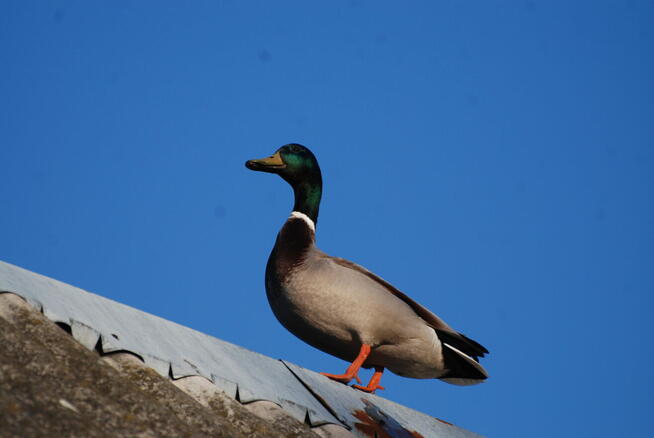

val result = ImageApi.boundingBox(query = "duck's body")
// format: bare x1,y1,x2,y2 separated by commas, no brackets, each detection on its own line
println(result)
247,144,488,391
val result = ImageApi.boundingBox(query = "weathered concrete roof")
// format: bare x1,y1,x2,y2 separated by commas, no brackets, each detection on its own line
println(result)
0,260,484,438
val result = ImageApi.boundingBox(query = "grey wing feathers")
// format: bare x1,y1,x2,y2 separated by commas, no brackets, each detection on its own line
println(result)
328,256,489,361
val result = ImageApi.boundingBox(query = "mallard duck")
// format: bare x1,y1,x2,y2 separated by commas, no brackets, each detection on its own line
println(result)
245,144,488,392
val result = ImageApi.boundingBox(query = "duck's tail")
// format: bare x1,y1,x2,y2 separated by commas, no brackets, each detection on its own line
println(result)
435,329,489,386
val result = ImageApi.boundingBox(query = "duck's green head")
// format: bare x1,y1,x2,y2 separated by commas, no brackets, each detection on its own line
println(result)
246,143,323,223
246,143,319,182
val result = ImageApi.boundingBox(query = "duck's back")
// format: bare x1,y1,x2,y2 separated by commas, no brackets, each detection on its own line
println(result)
284,248,429,342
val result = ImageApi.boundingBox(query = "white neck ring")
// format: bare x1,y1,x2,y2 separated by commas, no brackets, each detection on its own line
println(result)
289,211,316,233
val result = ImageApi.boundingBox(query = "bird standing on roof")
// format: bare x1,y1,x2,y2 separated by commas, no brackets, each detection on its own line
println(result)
245,144,488,393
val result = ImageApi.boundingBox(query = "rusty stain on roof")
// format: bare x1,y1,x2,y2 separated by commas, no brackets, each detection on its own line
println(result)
353,399,426,438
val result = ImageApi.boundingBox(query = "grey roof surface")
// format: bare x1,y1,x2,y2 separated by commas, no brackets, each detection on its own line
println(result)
0,260,483,438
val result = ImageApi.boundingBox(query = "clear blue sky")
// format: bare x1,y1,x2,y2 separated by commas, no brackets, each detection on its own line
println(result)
2,1,653,436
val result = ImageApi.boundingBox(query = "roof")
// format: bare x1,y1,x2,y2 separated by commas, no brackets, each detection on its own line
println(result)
0,260,484,438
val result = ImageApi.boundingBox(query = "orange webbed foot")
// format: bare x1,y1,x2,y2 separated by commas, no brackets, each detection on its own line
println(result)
352,366,385,393
320,344,372,386
351,383,385,393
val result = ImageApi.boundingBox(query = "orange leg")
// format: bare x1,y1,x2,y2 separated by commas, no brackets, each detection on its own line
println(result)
352,366,385,393
321,344,371,385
